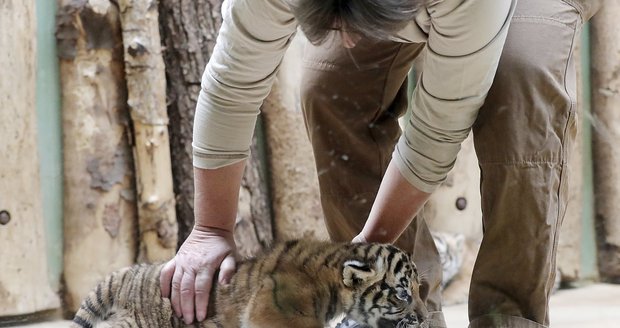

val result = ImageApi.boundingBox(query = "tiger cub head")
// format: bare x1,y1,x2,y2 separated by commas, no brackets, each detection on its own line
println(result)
342,244,429,328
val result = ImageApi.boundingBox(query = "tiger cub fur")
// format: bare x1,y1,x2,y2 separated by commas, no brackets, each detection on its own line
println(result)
72,239,429,328
431,231,466,289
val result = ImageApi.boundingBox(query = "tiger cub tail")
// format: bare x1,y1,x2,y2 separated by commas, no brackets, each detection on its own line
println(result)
71,266,134,328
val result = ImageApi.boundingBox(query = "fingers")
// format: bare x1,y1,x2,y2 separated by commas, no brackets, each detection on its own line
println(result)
180,271,196,324
170,266,184,318
194,270,213,322
160,259,176,298
165,261,214,324
161,230,237,324
218,255,236,285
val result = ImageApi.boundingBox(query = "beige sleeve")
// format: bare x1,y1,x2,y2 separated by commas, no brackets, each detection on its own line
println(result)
192,0,297,169
394,0,517,193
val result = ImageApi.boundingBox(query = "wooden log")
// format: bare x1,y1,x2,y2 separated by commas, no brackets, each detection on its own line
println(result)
56,0,137,312
591,4,620,282
158,0,222,246
158,0,274,256
0,0,60,316
235,135,275,257
117,0,177,262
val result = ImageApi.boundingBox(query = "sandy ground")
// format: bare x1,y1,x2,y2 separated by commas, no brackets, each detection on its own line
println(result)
6,284,620,328
443,283,620,328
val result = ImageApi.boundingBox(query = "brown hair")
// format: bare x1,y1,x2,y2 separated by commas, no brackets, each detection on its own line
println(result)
290,0,423,44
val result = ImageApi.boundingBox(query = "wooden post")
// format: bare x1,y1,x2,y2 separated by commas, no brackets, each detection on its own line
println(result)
235,134,275,257
158,0,223,246
591,5,620,281
56,0,138,312
158,0,274,256
118,0,177,262
0,0,60,317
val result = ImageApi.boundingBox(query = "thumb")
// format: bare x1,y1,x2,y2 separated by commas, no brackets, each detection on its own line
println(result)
218,254,236,285
352,233,368,243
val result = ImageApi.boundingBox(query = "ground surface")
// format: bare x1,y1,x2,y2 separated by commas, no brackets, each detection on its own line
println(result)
444,283,620,328
7,284,620,328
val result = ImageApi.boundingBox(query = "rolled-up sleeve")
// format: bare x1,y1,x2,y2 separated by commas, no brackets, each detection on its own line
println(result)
394,0,517,193
193,0,297,169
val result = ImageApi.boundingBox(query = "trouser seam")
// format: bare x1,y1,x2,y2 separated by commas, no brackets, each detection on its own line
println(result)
545,17,579,325
560,21,579,162
479,161,562,166
511,15,576,28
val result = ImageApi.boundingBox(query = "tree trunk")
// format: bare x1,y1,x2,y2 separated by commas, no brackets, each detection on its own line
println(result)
591,5,620,282
118,0,178,263
158,0,273,255
236,135,275,257
56,0,137,312
0,0,60,317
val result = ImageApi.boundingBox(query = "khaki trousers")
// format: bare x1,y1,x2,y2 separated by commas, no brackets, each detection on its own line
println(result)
300,0,600,327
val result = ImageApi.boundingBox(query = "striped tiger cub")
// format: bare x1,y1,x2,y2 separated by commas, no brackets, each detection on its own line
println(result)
431,231,466,289
72,239,429,328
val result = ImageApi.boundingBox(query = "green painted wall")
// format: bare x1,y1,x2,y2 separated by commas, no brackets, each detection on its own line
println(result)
579,23,599,282
35,0,63,291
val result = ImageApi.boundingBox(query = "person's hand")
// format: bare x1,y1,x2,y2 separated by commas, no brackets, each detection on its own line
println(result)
160,226,236,324
351,233,368,243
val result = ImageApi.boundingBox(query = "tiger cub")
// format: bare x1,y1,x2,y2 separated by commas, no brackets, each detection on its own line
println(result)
431,231,466,289
72,239,429,328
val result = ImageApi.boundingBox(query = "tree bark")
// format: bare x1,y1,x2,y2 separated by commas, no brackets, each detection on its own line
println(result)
236,135,275,257
158,0,273,255
0,0,60,316
56,0,137,312
118,0,177,263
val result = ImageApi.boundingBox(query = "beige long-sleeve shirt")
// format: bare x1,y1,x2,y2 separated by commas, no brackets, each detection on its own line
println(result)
193,0,517,193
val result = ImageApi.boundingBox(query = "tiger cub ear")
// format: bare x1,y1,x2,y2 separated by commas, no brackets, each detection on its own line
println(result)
342,259,380,288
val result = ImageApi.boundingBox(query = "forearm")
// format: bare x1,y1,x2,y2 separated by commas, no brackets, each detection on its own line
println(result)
193,161,246,233
360,160,431,244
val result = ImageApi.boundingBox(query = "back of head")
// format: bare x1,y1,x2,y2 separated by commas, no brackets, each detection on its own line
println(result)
290,0,424,44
